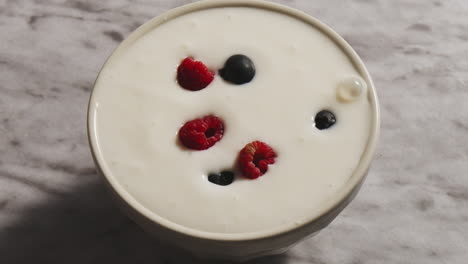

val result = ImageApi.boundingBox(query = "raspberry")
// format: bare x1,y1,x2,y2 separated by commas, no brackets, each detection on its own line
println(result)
178,115,224,150
238,141,277,179
177,57,214,91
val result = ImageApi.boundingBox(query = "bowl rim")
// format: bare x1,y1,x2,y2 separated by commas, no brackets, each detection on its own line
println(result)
87,0,380,242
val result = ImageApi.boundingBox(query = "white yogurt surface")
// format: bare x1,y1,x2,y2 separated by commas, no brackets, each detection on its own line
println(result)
92,6,372,234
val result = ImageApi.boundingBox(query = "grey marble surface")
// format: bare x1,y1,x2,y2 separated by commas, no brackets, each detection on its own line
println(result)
0,0,467,263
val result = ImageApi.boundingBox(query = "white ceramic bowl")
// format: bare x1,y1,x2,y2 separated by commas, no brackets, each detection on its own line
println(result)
88,0,380,261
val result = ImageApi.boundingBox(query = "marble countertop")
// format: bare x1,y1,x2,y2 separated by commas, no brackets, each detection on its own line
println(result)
1,0,467,263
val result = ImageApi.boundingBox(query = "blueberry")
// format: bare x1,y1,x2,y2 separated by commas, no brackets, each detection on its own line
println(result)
315,110,336,130
219,55,255,85
208,170,234,186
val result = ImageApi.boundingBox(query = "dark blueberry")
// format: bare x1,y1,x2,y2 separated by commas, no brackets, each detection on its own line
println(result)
315,110,336,130
219,54,255,85
208,170,235,186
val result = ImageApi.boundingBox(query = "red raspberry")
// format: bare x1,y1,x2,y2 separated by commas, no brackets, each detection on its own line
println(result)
238,141,277,179
178,115,224,150
177,57,214,91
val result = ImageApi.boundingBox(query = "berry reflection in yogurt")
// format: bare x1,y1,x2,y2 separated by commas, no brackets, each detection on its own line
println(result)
90,4,374,235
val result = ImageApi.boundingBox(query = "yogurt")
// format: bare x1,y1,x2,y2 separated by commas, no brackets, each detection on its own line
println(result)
91,6,372,234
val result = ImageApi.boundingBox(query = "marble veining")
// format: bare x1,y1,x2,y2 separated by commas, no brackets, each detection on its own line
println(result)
0,0,467,263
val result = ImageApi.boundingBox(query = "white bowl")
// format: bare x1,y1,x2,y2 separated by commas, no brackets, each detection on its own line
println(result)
87,0,380,261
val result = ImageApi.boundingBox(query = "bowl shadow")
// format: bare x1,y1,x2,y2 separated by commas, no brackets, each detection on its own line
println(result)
0,172,289,264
